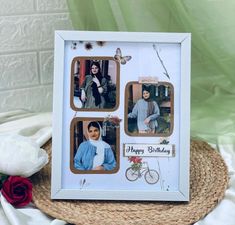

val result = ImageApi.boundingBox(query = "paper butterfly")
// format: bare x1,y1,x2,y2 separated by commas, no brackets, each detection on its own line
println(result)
114,48,132,65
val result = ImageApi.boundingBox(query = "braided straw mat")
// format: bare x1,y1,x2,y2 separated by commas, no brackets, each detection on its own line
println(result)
32,139,228,225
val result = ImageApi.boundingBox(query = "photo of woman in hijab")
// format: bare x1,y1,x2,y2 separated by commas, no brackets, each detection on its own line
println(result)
74,121,116,171
72,58,119,110
80,61,108,109
128,85,160,134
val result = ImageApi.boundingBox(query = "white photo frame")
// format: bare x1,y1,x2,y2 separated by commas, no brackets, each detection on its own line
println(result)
52,31,191,201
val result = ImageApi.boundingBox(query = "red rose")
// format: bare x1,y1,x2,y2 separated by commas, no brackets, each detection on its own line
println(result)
1,176,32,207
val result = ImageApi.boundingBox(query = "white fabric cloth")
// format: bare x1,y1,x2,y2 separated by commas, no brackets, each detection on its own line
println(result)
0,110,52,146
0,134,48,177
0,111,235,224
0,195,66,225
0,111,68,225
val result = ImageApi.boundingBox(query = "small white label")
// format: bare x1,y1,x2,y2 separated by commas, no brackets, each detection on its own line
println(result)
138,76,158,84
124,144,175,157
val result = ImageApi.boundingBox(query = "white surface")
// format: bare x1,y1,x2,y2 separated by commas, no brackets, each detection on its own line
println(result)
0,112,234,224
52,31,191,201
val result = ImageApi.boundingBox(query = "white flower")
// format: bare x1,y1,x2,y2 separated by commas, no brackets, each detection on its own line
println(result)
0,134,48,177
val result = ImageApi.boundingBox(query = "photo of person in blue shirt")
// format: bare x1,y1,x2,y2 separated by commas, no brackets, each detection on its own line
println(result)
74,121,116,171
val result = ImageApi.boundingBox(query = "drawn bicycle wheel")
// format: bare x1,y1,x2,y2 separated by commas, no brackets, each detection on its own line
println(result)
144,170,159,184
125,167,139,181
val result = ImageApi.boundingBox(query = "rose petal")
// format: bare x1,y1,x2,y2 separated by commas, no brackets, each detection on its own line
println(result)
1,176,32,207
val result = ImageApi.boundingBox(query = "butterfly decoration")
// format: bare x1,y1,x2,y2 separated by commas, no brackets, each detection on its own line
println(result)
114,48,132,65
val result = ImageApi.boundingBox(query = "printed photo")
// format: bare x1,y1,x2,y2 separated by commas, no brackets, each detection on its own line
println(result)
125,82,174,136
70,118,119,174
71,57,119,111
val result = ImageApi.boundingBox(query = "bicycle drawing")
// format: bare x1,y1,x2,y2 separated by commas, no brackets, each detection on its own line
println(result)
125,157,159,184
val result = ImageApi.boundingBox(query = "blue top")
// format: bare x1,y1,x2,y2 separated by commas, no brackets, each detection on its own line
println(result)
74,141,116,170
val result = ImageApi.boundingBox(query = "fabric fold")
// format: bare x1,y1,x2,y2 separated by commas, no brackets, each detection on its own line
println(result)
1,194,67,225
0,111,68,224
0,111,52,147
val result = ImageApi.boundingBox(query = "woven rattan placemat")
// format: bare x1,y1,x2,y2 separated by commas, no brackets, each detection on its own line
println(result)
32,140,228,225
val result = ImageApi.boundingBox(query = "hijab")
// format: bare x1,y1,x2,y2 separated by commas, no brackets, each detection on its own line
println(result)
87,122,109,168
90,62,102,106
142,85,155,117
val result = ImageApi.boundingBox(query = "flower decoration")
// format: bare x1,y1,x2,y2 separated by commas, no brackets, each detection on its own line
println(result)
71,41,77,50
128,156,143,171
128,156,142,164
85,42,93,50
96,41,105,46
159,138,169,145
1,176,32,207
103,115,122,128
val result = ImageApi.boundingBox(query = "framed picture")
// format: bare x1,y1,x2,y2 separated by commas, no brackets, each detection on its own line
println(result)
52,31,191,201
